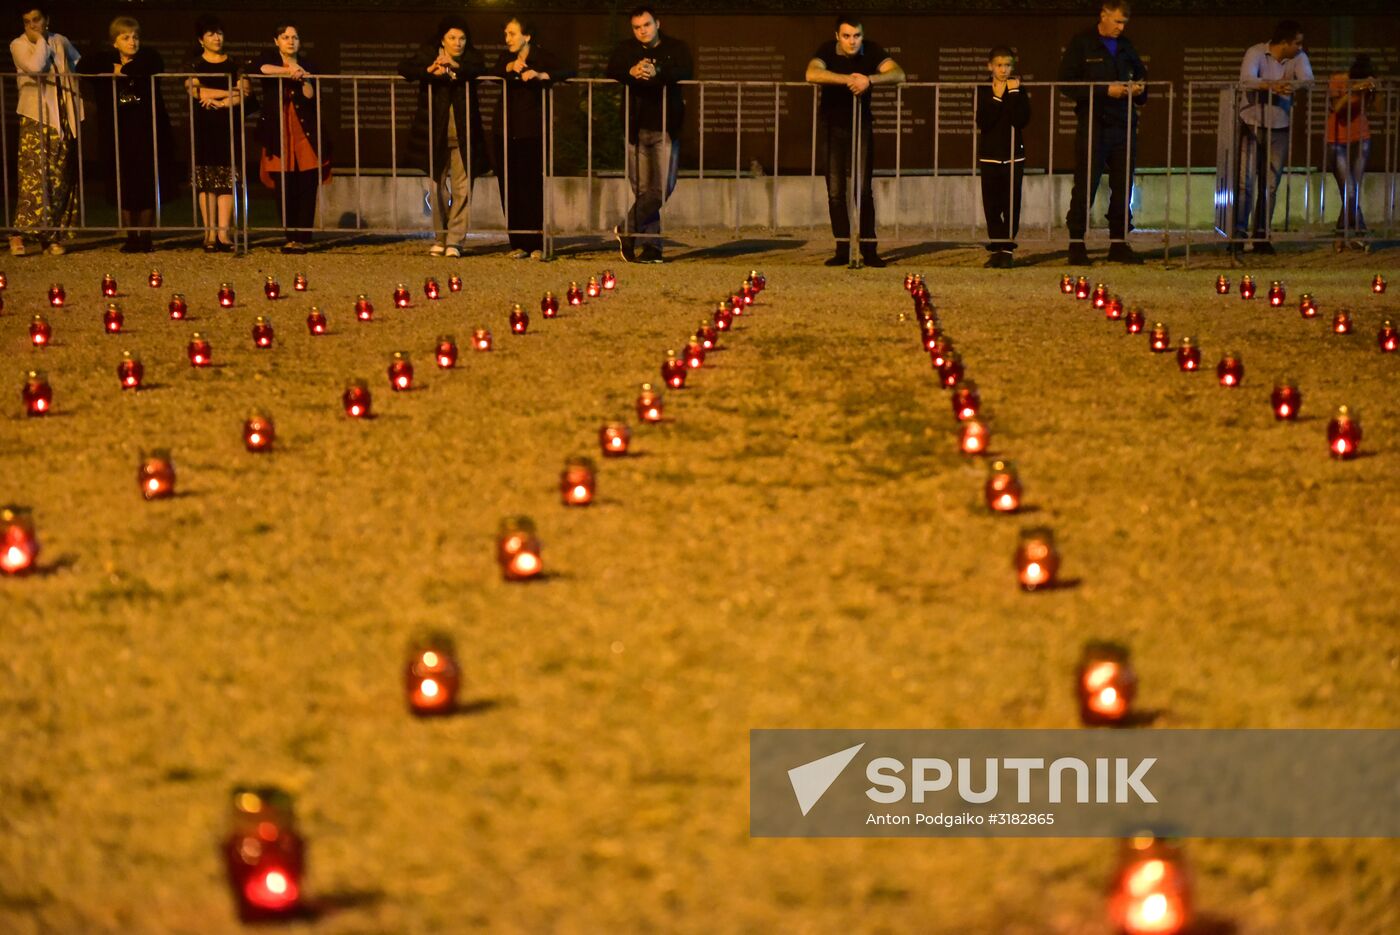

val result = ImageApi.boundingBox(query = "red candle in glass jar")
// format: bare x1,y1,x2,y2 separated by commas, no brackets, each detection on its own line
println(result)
252,316,274,349
168,293,187,320
1125,309,1144,334
714,304,734,332
751,269,767,291
636,383,662,422
1149,322,1170,352
601,270,617,292
1104,295,1124,320
1372,274,1386,294
959,418,989,455
1332,310,1353,334
741,282,755,307
22,370,51,416
103,303,124,334
566,281,584,306
586,276,601,298
117,351,144,390
102,273,118,297
1270,381,1301,421
243,412,275,452
355,294,374,321
661,350,687,389
905,272,916,292
1267,280,1284,306
952,380,980,420
138,449,176,500
560,456,596,506
148,269,163,288
1216,352,1244,387
540,291,559,318
684,339,705,370
293,272,307,292
448,274,462,293
435,335,458,369
1175,335,1200,371
984,459,1022,513
939,350,965,389
509,304,529,334
188,333,212,367
393,283,410,308
1,505,40,575
929,336,954,370
599,422,631,457
223,787,305,923
0,272,7,291
1109,836,1192,935
1077,643,1136,725
1091,283,1108,308
217,282,235,307
388,352,413,391
921,318,940,352
264,276,280,300
497,516,543,580
1074,276,1090,300
696,321,718,351
306,307,327,335
730,292,746,315
1015,526,1060,591
1238,275,1254,299
1059,273,1074,295
1214,274,1229,295
424,277,441,300
342,379,371,418
472,328,493,352
48,283,65,307
29,314,51,347
1327,405,1361,459
1379,319,1397,353
406,638,460,715
1299,293,1317,318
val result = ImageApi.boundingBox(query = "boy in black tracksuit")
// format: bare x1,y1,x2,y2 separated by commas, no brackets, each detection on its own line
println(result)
976,47,1031,268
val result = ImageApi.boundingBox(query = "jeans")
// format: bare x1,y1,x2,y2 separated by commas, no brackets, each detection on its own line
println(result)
980,161,1023,252
1234,123,1288,241
824,113,876,256
1327,139,1370,234
624,128,678,254
1066,124,1135,242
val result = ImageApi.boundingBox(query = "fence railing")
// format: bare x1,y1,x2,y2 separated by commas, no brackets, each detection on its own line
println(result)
7,71,1397,259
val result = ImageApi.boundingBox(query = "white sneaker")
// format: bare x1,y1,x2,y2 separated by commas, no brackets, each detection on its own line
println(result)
445,245,461,258
429,244,446,257
507,248,529,260
529,250,544,260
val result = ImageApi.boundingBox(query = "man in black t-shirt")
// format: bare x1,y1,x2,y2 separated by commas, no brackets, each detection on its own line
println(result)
806,14,904,268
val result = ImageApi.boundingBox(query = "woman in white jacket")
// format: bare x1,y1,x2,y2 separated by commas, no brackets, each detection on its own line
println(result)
10,5,82,256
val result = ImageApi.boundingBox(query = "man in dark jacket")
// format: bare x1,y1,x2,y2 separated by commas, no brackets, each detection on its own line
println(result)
977,47,1031,268
606,5,691,263
1058,0,1147,265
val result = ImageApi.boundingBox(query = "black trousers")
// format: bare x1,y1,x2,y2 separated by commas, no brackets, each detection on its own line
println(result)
499,136,545,253
1066,125,1136,242
273,169,319,243
824,115,876,256
980,161,1024,251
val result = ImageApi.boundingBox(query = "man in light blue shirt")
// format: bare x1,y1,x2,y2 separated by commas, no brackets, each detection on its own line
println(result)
1233,19,1313,255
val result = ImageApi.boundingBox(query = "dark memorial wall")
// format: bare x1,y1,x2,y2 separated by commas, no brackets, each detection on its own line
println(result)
33,9,1400,175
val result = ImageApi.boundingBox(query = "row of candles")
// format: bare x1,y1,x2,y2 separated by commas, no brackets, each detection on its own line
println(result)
906,273,1187,934
1058,272,1392,458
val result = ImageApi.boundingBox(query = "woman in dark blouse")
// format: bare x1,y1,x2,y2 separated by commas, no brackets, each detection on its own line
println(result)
493,16,572,259
87,15,174,252
253,21,329,253
186,14,249,252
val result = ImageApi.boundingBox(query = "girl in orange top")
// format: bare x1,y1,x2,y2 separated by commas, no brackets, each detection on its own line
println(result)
1326,54,1375,245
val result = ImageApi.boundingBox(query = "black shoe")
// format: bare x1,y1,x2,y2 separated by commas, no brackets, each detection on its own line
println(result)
860,253,887,268
984,254,1002,269
824,253,850,267
1067,242,1092,266
1251,240,1276,256
614,224,635,263
119,235,141,254
635,247,663,264
1107,242,1144,264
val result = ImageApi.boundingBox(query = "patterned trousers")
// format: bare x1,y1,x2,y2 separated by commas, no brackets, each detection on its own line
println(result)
14,116,78,243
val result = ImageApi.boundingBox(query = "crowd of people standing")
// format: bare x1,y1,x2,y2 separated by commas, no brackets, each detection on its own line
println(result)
6,3,1386,263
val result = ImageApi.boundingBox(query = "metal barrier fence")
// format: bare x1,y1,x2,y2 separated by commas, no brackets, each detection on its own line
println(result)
6,70,1397,259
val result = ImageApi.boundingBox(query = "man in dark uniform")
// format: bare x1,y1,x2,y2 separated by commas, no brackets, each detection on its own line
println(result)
805,14,904,268
1058,0,1147,265
606,4,692,264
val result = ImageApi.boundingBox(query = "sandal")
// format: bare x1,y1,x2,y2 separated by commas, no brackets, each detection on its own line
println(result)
9,236,25,257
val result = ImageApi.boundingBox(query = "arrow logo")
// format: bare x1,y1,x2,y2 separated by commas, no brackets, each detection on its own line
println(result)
787,743,864,816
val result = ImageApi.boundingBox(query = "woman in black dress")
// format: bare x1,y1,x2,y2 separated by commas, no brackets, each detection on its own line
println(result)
253,21,329,253
88,16,174,252
494,16,573,259
185,14,248,252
